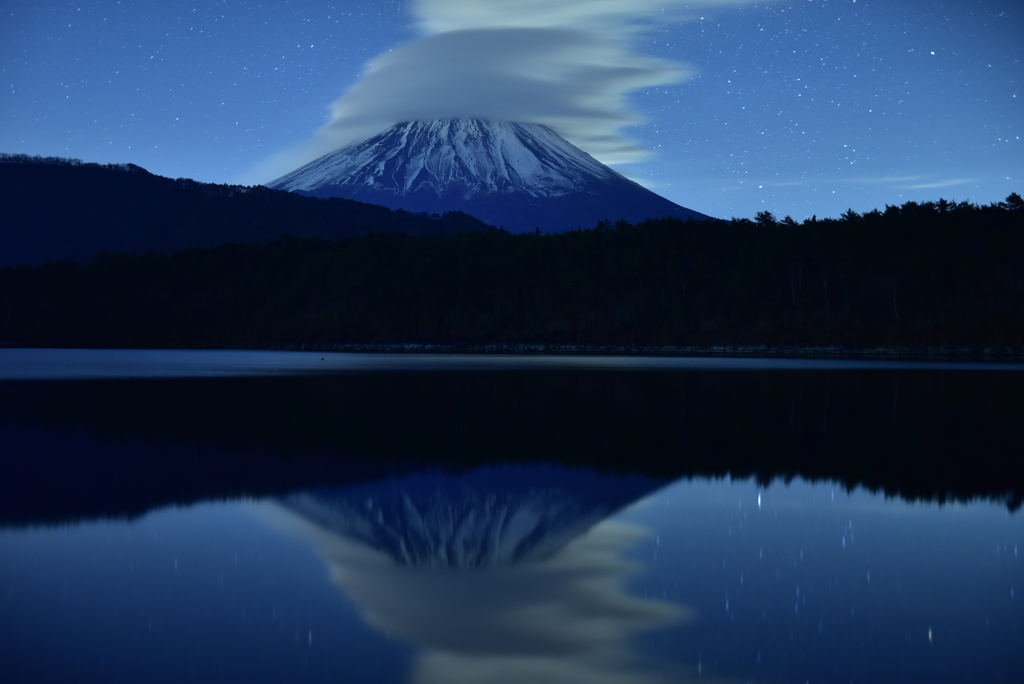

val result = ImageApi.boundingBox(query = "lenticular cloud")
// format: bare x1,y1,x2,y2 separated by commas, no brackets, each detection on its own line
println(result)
321,27,684,164
253,0,762,182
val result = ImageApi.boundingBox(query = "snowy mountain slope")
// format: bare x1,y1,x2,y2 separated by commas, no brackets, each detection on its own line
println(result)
268,119,712,232
271,120,615,198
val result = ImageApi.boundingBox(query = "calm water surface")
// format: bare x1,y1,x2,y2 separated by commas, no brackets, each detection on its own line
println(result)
3,473,1022,684
1,349,1022,683
2,347,1022,379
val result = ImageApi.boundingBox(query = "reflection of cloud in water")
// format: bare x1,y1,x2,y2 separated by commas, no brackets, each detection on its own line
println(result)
257,469,703,683
275,513,688,683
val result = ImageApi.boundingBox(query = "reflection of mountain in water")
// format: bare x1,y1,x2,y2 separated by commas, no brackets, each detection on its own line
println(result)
262,465,697,684
279,466,663,568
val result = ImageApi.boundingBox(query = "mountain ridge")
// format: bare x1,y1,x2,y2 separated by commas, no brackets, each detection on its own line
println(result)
269,119,712,232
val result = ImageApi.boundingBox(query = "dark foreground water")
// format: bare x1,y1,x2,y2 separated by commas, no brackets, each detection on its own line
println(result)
1,350,1022,683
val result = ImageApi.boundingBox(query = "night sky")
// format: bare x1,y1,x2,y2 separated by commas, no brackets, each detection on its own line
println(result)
3,0,1021,220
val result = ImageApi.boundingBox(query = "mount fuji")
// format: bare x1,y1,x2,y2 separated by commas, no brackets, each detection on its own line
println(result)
268,119,712,232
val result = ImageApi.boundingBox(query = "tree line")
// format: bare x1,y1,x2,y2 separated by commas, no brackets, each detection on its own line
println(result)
1,193,1021,350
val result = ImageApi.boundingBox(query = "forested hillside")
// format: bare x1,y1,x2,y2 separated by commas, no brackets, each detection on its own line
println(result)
2,194,1021,351
0,154,490,266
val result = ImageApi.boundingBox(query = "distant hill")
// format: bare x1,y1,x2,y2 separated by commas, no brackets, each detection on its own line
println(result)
0,153,492,266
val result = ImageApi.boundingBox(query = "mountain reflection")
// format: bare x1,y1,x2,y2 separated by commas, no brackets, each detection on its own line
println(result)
261,466,700,683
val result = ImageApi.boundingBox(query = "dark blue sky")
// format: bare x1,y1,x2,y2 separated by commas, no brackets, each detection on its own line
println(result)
2,1,1021,220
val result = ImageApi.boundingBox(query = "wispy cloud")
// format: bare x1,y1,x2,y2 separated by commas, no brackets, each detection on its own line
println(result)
901,178,979,190
827,176,924,185
825,176,981,190
761,180,809,188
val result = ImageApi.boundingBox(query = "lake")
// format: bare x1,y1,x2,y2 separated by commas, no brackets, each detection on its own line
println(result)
1,349,1022,683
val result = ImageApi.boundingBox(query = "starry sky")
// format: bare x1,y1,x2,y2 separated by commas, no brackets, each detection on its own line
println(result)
2,0,1021,220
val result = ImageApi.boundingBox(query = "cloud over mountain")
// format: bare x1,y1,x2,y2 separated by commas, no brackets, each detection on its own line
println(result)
250,1,762,183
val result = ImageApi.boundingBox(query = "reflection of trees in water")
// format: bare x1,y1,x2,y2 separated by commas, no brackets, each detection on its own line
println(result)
2,369,1022,528
259,469,725,684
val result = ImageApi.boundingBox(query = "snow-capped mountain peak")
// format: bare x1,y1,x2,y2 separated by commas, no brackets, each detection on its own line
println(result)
271,119,618,199
268,118,712,232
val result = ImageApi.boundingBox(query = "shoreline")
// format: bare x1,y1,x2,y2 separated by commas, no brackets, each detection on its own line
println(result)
276,341,1024,360
3,341,1023,361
